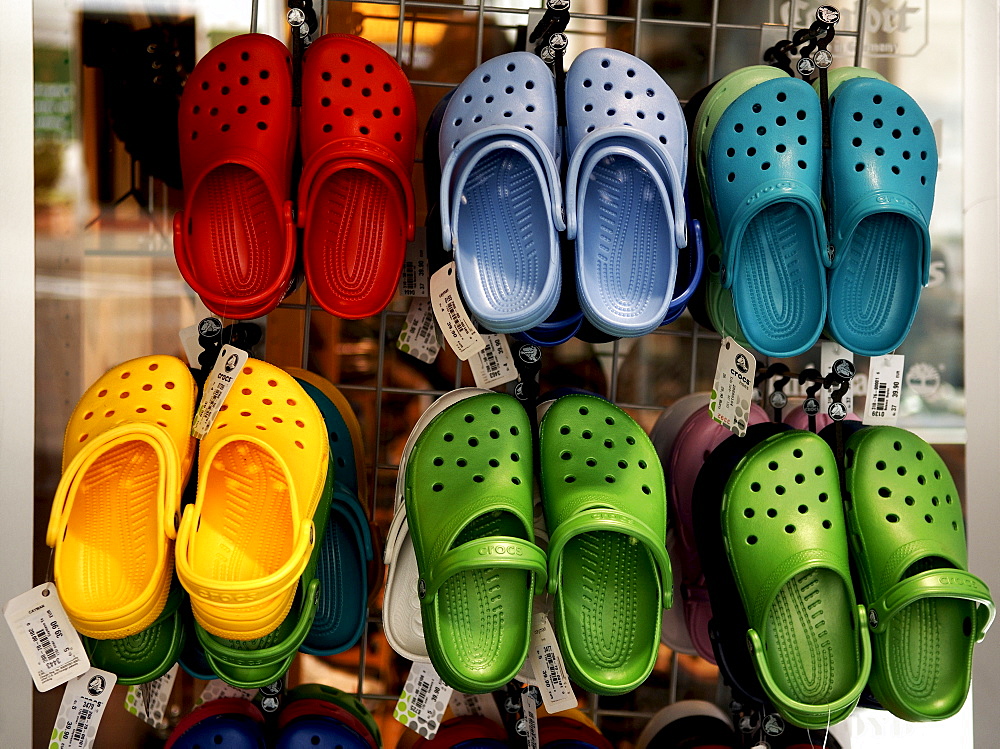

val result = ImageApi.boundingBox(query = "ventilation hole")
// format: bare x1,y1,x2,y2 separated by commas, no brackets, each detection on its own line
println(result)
903,150,911,160
142,384,152,391
726,147,736,157
795,474,805,484
582,430,592,439
798,134,808,145
853,112,863,121
626,436,635,445
605,475,615,484
605,416,615,425
814,466,825,476
444,433,454,442
201,81,209,90
323,124,333,133
468,437,479,447
342,78,352,87
727,173,736,182
136,408,146,413
874,118,884,128
191,131,198,140
647,88,655,97
852,137,862,146
210,107,219,116
879,487,892,498
875,460,887,471
747,535,758,545
583,104,594,113
490,429,500,439
855,163,866,171
221,86,230,95
774,144,785,154
607,108,616,117
744,508,755,518
925,514,934,523
751,103,762,113
565,475,576,483
257,121,268,130
603,82,613,91
905,496,915,506
560,425,570,435
560,451,571,461
934,469,942,479
776,116,786,126
241,51,250,61
920,151,928,160
921,175,927,185
433,483,443,492
642,485,651,495
625,90,633,99
473,475,484,483
887,514,899,523
768,461,779,471
798,160,807,169
322,71,332,81
638,460,647,469
604,439,614,449
618,460,628,469
891,165,901,174
237,105,247,114
954,521,960,531
473,115,482,123
792,448,803,458
526,105,535,113
751,482,761,492
932,496,940,506
457,458,467,467
512,477,521,485
946,494,952,503
637,111,645,118
757,125,767,135
157,421,168,428
586,458,597,467
734,123,744,133
918,475,927,485
601,58,611,68
767,508,777,518
795,109,806,120
914,126,922,135
775,486,786,495
823,520,832,529
785,524,796,533
504,111,512,118
239,75,249,86
260,95,270,105
761,161,771,170
511,452,520,462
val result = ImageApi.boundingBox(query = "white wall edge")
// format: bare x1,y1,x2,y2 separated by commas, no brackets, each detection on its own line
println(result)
963,0,1000,742
0,2,37,744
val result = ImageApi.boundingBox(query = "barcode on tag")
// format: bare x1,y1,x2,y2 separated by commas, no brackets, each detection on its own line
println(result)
864,355,904,426
820,342,854,415
400,236,429,297
124,664,178,729
191,345,249,439
430,263,485,361
528,613,577,713
709,337,756,437
393,662,453,739
51,668,117,749
518,686,541,749
449,691,503,724
398,297,442,364
4,583,90,692
472,334,518,389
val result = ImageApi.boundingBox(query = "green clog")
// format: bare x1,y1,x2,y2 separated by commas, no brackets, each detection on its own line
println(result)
404,392,547,693
539,394,671,695
844,426,994,721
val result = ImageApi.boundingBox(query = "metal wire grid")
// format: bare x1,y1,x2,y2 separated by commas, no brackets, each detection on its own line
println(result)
271,0,870,733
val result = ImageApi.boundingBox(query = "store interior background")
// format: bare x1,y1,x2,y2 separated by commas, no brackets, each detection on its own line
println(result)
0,0,996,745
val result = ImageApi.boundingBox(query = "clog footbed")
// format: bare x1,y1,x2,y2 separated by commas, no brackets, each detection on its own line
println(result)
415,716,507,749
288,368,376,655
634,700,735,749
667,402,768,663
165,699,265,749
404,392,546,693
285,684,382,747
174,34,296,319
722,430,869,728
565,49,687,338
539,395,672,695
383,388,491,662
277,717,371,749
438,52,564,334
824,69,937,356
176,359,330,640
692,421,789,710
695,65,828,358
48,355,197,639
82,579,186,685
843,427,994,721
278,700,377,749
298,34,417,319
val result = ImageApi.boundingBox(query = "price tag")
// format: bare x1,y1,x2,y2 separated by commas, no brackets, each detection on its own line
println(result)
449,691,503,724
393,662,453,739
3,583,89,691
50,668,117,749
517,686,541,749
196,681,258,706
864,355,905,426
430,263,486,361
527,613,576,713
471,334,518,389
124,664,178,729
820,342,854,415
397,298,442,364
178,323,202,367
191,345,248,439
400,237,430,297
709,337,756,437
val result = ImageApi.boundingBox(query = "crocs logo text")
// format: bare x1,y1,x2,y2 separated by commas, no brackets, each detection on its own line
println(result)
939,575,979,590
731,369,752,387
197,590,258,603
479,545,523,556
744,181,793,206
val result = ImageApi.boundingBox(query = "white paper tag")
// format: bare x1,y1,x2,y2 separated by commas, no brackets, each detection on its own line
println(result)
196,680,258,706
124,664,178,729
864,355,905,426
191,345,249,439
3,583,90,692
527,613,577,713
471,334,518,389
50,668,117,749
709,337,756,437
820,342,854,415
178,323,203,367
517,686,541,749
397,297,443,364
430,263,486,361
449,691,503,724
393,662,454,739
400,236,430,297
